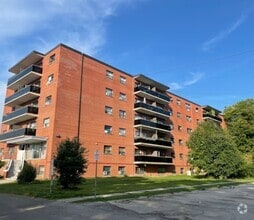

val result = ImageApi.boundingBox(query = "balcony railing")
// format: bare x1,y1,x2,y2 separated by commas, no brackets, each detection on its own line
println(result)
2,106,38,124
203,113,222,122
0,128,36,141
134,119,172,131
134,137,173,148
134,86,171,102
134,102,171,117
135,155,173,164
5,85,40,107
7,65,42,90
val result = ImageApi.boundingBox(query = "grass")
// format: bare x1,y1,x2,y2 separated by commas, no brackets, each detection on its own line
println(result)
0,175,253,200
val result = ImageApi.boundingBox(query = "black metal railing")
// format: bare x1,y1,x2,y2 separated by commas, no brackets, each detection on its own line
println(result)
135,119,172,131
2,106,38,122
5,85,40,104
135,155,173,163
134,102,171,116
203,113,222,122
0,128,36,141
134,137,173,147
134,85,171,102
7,65,42,86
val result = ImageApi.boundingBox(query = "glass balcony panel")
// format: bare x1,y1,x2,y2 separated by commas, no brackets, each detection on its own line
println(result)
0,128,36,142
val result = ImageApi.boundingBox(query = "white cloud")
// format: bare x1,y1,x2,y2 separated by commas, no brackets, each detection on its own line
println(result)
169,72,204,91
0,0,137,55
202,14,247,51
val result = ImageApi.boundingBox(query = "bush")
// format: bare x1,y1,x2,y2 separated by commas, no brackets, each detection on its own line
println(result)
0,160,5,169
17,162,36,184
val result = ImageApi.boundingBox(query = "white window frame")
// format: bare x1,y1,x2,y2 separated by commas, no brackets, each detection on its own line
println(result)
106,70,113,79
119,93,126,101
104,125,112,134
120,76,126,84
119,110,126,118
105,88,113,97
105,106,113,115
43,118,50,128
104,145,112,155
119,128,126,136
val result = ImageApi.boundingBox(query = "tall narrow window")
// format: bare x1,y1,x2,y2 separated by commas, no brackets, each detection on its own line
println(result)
105,88,113,97
106,70,113,79
45,95,52,105
49,54,56,64
43,118,50,127
47,74,54,84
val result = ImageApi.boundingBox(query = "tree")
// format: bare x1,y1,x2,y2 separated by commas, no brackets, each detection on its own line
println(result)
54,138,87,188
223,99,254,154
17,162,36,184
187,121,244,178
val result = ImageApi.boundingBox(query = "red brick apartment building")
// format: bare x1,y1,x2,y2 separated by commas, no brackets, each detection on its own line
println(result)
0,44,224,179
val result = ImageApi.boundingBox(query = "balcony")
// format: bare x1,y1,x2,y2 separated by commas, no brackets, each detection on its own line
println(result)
134,85,171,104
134,155,173,165
0,128,36,142
203,113,222,122
134,119,172,132
5,85,40,107
134,102,171,118
134,137,173,149
7,65,42,90
2,106,38,125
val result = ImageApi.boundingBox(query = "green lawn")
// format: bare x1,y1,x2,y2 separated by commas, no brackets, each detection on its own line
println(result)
0,175,252,200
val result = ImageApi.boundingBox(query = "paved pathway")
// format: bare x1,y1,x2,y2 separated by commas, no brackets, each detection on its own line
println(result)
0,183,253,219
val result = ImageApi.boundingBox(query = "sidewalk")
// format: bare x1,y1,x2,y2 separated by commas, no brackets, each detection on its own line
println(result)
0,178,16,184
58,181,241,203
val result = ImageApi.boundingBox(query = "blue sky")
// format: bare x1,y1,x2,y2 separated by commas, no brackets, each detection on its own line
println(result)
0,0,253,122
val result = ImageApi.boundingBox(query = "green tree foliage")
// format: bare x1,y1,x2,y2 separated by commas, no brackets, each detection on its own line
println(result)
223,99,254,153
54,138,87,189
17,162,37,184
187,121,244,178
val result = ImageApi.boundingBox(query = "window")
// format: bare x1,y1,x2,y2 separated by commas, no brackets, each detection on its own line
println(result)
103,166,111,176
179,153,184,160
118,166,125,175
25,143,46,159
45,95,52,105
120,76,126,84
177,112,181,118
196,119,200,124
0,148,3,157
104,145,112,155
119,147,126,156
195,107,199,112
176,99,181,106
47,74,54,84
180,168,184,174
104,125,112,134
119,92,126,101
136,167,145,175
119,128,126,136
185,103,191,111
105,88,113,97
43,118,50,127
49,54,56,64
178,125,182,131
187,128,192,134
186,115,192,122
119,110,126,118
105,106,113,115
8,147,14,155
28,122,36,129
38,166,45,175
106,70,113,79
179,139,184,146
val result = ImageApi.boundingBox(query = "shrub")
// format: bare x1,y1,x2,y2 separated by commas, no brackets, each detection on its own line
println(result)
17,162,36,184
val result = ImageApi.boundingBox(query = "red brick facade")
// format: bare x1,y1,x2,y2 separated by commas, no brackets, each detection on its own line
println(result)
0,44,223,179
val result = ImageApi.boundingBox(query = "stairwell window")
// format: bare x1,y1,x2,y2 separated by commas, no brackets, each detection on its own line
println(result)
106,70,113,79
43,118,50,128
45,95,52,105
105,88,113,97
47,74,54,84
